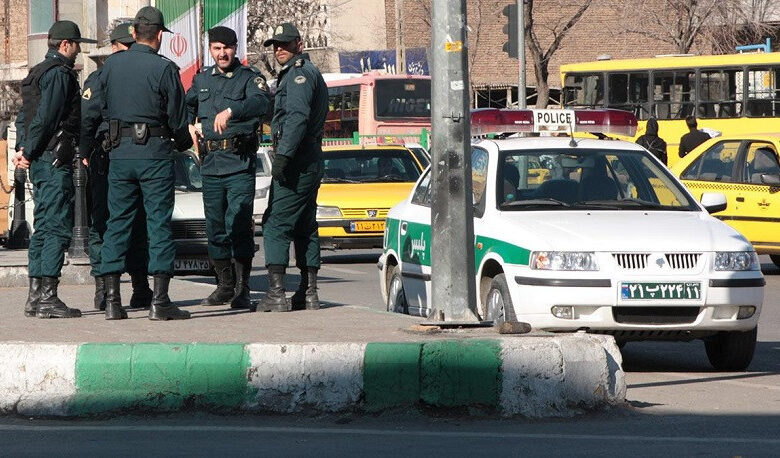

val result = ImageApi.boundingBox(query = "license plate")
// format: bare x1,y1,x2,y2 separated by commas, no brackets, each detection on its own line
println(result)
174,258,211,272
350,221,385,232
620,282,701,300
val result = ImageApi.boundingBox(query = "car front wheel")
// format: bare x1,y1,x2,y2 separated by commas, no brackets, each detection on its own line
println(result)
386,264,408,314
485,274,517,324
704,327,757,371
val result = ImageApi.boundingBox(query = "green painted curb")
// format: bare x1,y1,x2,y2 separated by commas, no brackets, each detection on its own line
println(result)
420,340,502,407
363,342,422,411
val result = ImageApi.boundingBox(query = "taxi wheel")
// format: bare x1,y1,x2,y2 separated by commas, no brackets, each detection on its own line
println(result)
387,264,408,314
704,327,757,371
771,255,780,268
486,274,517,324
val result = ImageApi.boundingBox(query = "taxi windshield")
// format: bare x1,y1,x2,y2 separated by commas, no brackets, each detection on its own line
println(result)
497,148,697,211
322,148,422,183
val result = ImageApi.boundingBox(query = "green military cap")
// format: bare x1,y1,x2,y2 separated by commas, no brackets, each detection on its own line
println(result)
134,6,172,33
263,23,301,46
109,22,135,45
48,20,97,43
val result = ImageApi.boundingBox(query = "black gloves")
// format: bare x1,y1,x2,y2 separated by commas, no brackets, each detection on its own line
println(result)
272,154,289,182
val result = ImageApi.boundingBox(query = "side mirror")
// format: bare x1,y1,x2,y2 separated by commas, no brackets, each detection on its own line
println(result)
760,174,780,185
700,192,727,214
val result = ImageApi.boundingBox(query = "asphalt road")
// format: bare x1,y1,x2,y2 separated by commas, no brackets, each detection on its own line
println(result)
1,247,778,456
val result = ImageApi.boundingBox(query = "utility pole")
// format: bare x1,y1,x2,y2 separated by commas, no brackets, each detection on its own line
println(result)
428,0,478,322
517,0,526,108
394,0,406,74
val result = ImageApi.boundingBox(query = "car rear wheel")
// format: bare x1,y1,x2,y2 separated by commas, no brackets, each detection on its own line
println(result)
770,254,780,268
387,264,408,314
704,327,757,371
485,274,517,324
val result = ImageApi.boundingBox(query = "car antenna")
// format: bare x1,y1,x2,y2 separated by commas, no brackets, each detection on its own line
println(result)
568,124,577,147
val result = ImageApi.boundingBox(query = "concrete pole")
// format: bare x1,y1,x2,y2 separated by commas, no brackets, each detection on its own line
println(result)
395,0,406,74
517,0,526,109
428,0,478,322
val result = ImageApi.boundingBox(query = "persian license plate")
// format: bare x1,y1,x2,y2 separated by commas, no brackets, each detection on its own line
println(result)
350,221,386,232
173,258,211,272
620,282,701,300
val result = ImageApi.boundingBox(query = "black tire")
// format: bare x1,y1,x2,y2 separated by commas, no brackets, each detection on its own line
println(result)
485,273,517,324
770,254,780,268
704,327,757,371
386,264,408,314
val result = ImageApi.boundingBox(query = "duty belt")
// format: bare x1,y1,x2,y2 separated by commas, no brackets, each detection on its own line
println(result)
205,137,241,151
119,126,172,138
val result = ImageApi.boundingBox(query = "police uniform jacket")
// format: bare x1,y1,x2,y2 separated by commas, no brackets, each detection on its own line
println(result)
80,61,112,158
271,53,328,169
185,59,271,176
98,43,192,159
15,50,81,161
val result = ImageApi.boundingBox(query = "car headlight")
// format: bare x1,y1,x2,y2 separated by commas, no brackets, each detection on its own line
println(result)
316,205,342,219
714,251,759,271
531,251,599,271
255,185,270,199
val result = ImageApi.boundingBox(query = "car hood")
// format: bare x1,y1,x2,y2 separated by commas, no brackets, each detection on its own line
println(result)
318,183,415,209
172,190,205,220
496,210,752,252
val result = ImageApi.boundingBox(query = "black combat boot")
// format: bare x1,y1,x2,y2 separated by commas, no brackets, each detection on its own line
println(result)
93,276,106,311
36,277,82,318
230,257,252,309
201,259,235,306
291,267,320,311
257,265,289,312
104,274,127,320
24,277,43,317
148,274,191,320
129,272,153,309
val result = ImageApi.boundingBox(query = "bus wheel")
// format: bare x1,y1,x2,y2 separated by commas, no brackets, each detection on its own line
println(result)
485,274,517,324
387,264,408,314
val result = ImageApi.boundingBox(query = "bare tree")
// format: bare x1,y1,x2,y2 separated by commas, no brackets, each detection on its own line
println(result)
524,0,594,108
707,0,780,54
619,0,722,54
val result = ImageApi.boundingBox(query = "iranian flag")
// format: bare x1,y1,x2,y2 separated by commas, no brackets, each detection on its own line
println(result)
203,0,248,66
157,0,201,91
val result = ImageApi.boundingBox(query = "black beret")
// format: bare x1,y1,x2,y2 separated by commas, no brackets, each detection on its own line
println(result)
208,26,238,46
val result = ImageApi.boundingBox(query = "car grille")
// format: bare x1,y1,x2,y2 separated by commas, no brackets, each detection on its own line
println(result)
665,253,701,270
612,253,702,270
612,253,650,269
340,208,390,218
612,306,700,325
172,220,207,239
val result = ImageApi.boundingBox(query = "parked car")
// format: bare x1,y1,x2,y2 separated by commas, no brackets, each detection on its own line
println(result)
171,150,211,275
670,133,780,268
253,147,272,233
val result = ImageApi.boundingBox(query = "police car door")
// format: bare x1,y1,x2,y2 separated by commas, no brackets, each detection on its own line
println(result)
734,141,780,251
399,169,432,317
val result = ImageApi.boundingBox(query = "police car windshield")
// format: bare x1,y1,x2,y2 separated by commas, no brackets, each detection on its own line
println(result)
322,148,422,183
498,148,697,211
175,152,203,191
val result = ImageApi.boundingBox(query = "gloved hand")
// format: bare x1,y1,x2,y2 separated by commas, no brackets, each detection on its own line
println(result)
272,154,289,182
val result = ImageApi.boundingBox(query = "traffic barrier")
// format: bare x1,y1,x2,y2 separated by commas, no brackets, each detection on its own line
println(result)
0,335,624,418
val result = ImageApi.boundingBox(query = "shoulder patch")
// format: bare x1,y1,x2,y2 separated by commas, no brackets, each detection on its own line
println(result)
294,59,305,68
294,75,306,84
82,87,92,100
254,76,268,91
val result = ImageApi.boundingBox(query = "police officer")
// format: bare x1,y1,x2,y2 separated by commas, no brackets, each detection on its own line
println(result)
13,20,96,319
185,26,271,309
80,22,153,319
96,6,193,320
259,23,328,312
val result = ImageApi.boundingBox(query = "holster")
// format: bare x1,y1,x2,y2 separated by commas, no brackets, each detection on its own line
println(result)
197,135,207,162
49,129,77,168
109,120,121,148
131,122,150,145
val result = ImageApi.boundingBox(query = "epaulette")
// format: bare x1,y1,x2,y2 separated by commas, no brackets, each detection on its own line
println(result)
294,58,305,68
159,54,180,70
201,65,213,73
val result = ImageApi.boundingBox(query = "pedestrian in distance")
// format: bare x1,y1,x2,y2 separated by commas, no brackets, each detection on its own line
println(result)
80,22,153,319
96,6,194,320
677,115,711,159
14,20,96,319
186,26,272,310
635,117,667,165
258,23,328,312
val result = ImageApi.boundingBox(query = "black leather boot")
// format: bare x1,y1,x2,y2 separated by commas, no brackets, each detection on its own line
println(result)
93,276,106,311
129,272,153,309
36,277,82,318
24,277,42,317
202,259,235,306
148,274,190,320
258,265,289,312
104,274,127,320
230,257,252,309
291,267,320,311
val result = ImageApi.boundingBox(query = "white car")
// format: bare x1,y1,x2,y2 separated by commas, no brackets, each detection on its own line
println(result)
378,109,765,370
253,147,272,232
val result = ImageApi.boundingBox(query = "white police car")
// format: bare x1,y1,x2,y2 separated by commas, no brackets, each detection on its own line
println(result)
378,108,765,370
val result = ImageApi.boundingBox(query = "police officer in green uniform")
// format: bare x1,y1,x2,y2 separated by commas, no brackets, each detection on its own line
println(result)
80,22,152,319
259,23,328,312
96,6,193,320
186,26,271,309
14,20,96,319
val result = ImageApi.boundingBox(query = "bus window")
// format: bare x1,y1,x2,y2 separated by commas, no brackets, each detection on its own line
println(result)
608,72,650,119
698,69,742,119
563,73,603,108
653,70,695,120
325,87,344,137
746,67,780,117
374,79,431,119
343,85,360,120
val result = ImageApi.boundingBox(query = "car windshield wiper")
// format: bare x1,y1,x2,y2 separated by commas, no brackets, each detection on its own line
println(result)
501,198,571,208
321,177,361,183
358,175,410,183
576,198,667,209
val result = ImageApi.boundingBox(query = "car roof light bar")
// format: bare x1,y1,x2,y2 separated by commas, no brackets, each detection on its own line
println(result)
470,108,637,138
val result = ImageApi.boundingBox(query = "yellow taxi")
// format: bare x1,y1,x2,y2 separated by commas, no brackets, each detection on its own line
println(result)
670,134,780,267
317,144,425,249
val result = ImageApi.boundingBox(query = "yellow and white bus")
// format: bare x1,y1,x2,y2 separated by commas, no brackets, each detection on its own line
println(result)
561,52,780,166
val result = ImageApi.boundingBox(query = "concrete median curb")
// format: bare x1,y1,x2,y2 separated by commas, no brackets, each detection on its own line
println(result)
0,335,625,418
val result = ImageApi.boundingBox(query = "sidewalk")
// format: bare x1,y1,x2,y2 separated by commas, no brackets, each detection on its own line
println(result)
0,276,626,418
0,249,92,287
